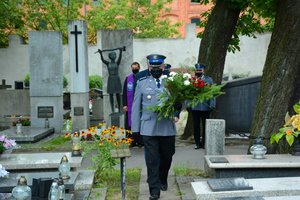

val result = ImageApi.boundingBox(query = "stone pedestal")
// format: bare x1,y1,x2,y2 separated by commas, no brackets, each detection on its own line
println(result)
68,20,90,131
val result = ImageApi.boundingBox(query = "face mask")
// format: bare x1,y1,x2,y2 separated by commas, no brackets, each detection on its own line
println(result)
150,68,163,79
132,69,139,74
195,72,203,77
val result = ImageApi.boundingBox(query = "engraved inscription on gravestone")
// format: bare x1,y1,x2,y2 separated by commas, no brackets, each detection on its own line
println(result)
74,107,84,116
37,106,54,118
207,177,253,192
209,157,229,163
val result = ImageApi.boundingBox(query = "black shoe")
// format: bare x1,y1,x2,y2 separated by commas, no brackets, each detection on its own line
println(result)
149,194,160,200
194,145,200,149
160,183,168,191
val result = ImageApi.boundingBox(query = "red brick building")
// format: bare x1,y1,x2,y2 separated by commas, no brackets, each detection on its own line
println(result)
84,0,211,38
161,0,211,37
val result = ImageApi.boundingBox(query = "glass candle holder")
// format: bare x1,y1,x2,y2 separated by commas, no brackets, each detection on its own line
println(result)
250,137,267,159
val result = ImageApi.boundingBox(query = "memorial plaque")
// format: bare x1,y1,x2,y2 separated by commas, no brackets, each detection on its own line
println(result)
37,106,54,118
207,177,253,192
74,107,84,116
209,157,229,163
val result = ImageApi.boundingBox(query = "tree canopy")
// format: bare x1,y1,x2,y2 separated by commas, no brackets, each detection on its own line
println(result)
0,0,180,47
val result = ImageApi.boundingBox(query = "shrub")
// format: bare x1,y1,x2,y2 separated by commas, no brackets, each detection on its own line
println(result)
89,75,103,89
23,74,68,88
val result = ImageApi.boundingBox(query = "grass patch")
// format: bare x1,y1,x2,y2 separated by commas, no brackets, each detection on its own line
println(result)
173,166,208,177
94,168,141,200
20,135,71,151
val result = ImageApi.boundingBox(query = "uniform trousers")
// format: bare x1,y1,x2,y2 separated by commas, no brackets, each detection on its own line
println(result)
143,135,175,196
191,110,211,147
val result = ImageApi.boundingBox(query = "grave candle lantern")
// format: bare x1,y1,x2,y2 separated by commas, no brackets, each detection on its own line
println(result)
58,155,70,180
12,176,31,200
16,122,22,134
250,137,267,159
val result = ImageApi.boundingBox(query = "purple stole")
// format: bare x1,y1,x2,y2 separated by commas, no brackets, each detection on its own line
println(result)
126,74,134,127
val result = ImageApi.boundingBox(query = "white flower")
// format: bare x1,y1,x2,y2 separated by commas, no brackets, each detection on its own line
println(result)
168,77,174,81
169,71,177,77
183,73,192,79
161,75,168,79
184,80,190,86
0,164,9,178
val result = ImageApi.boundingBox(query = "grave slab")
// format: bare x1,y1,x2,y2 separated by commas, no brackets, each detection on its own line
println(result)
1,152,82,171
0,193,74,200
192,176,300,200
0,171,79,193
205,154,300,178
74,170,95,190
0,127,54,143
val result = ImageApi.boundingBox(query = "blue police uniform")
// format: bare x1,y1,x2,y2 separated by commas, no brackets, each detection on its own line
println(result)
191,64,216,149
131,54,177,200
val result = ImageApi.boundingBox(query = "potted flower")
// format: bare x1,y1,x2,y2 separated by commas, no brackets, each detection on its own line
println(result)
0,135,17,154
270,101,300,146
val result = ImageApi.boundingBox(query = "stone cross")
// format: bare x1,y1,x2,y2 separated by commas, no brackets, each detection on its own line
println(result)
70,25,82,73
0,79,12,90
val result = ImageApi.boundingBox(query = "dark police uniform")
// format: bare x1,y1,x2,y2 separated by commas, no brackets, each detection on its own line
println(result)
131,54,177,200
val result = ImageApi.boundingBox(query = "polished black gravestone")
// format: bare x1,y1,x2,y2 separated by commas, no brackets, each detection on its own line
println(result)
207,177,253,192
110,113,123,127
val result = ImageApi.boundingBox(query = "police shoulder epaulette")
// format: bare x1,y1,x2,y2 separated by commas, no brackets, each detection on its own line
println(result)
138,76,148,82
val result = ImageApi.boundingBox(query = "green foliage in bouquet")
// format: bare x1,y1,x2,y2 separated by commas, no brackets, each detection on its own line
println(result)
150,72,225,119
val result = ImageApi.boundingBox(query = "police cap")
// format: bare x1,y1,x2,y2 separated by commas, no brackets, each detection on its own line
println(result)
147,54,166,66
195,63,206,70
164,64,171,70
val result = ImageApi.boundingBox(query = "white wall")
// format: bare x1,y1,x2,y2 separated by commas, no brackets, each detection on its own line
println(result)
0,24,271,88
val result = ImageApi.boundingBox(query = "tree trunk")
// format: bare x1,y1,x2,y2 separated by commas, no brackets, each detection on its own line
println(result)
183,0,241,139
250,0,300,153
198,0,241,84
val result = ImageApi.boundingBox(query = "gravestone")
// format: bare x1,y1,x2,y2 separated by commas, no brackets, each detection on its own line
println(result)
205,119,225,155
0,79,12,90
28,31,64,133
97,29,133,127
68,20,90,131
204,119,225,176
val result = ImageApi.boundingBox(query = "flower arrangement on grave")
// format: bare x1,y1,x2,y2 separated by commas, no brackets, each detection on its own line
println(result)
75,125,133,182
270,100,300,146
0,135,17,154
150,71,224,119
0,164,9,178
13,118,31,126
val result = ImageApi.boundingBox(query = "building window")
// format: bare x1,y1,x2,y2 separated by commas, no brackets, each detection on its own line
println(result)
191,18,201,26
191,0,201,3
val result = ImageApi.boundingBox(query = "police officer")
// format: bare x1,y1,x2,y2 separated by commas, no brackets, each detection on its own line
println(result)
131,54,179,200
190,63,216,149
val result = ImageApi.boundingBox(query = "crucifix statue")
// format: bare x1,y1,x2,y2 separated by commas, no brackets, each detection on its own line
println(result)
70,25,82,73
96,46,126,113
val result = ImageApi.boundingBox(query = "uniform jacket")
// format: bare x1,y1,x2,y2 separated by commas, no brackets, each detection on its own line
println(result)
192,75,216,111
131,76,177,136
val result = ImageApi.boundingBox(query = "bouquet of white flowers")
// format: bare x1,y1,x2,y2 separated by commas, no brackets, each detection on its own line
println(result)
151,71,224,119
